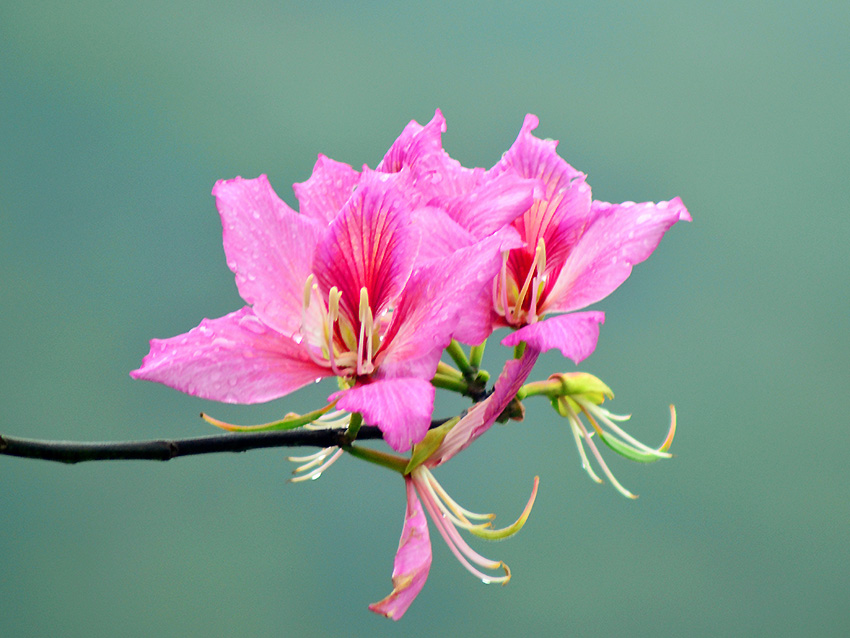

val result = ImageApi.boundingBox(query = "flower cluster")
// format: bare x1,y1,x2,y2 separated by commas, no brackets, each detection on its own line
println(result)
132,110,690,619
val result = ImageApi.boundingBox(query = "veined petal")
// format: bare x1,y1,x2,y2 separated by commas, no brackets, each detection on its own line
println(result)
331,378,435,452
544,197,691,313
378,231,515,379
130,307,332,404
501,311,605,364
213,175,325,338
437,170,542,240
312,170,419,324
369,477,432,621
292,154,361,225
409,206,476,264
377,109,449,175
491,114,592,267
428,348,540,467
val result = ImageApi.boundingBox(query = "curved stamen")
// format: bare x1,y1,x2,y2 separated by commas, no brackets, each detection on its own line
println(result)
357,287,375,376
326,287,343,375
513,238,546,324
412,472,510,585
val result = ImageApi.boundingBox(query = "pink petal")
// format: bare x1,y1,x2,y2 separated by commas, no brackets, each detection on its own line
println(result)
292,154,361,225
544,197,691,313
312,170,419,325
409,206,476,264
130,307,332,403
378,231,515,379
213,175,325,338
500,311,605,364
435,170,541,240
429,348,540,466
369,478,432,621
377,109,448,175
491,114,592,268
331,378,435,452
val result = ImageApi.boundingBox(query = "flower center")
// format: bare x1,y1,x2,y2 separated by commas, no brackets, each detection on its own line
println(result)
494,237,547,326
301,275,381,377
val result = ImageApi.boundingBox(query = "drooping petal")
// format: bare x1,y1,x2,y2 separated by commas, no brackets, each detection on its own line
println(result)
330,378,435,452
292,154,361,225
501,311,605,364
428,347,540,467
491,114,592,268
213,175,325,338
369,477,432,621
312,170,419,324
130,307,332,403
543,198,691,313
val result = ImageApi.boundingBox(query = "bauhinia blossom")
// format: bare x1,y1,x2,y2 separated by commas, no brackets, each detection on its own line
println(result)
432,114,690,363
132,164,531,452
369,349,540,620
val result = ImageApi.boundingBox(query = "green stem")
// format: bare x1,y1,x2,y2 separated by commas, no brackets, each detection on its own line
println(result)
469,341,486,369
513,341,527,359
432,372,469,394
345,412,363,442
342,444,407,474
446,340,474,378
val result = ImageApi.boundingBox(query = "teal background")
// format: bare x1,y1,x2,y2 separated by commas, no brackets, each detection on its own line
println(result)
2,2,847,636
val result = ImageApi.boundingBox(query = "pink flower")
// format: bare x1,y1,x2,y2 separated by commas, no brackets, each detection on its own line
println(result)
370,349,541,620
442,114,690,363
131,166,519,452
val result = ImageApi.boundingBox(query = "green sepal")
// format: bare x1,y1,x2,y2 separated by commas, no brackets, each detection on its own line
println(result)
404,416,460,475
595,429,667,463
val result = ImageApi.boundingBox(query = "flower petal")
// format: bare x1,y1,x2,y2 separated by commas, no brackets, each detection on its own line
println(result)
312,170,419,324
213,175,325,338
130,307,331,403
544,198,691,313
428,348,540,466
369,477,432,621
377,109,449,175
501,311,605,364
435,170,542,240
378,231,516,380
491,114,592,268
331,378,435,452
292,154,361,225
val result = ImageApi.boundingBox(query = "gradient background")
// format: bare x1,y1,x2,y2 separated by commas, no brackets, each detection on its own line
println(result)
2,2,847,636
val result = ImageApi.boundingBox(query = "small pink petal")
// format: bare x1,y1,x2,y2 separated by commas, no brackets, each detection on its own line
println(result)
377,109,448,175
429,348,540,466
369,478,432,620
501,311,605,364
331,378,435,452
544,198,691,313
213,175,324,338
130,307,331,404
292,154,361,225
312,170,419,324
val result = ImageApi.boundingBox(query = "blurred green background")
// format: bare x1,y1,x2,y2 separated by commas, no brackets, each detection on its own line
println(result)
2,1,847,636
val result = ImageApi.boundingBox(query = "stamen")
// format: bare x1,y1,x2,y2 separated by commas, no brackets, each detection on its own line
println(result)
413,474,510,585
301,274,315,335
568,403,637,499
289,447,344,483
326,287,343,375
526,239,547,323
513,238,546,325
497,251,510,322
356,287,375,375
565,407,604,484
576,398,673,459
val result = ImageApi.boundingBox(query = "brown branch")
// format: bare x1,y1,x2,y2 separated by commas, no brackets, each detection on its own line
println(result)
0,425,390,465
